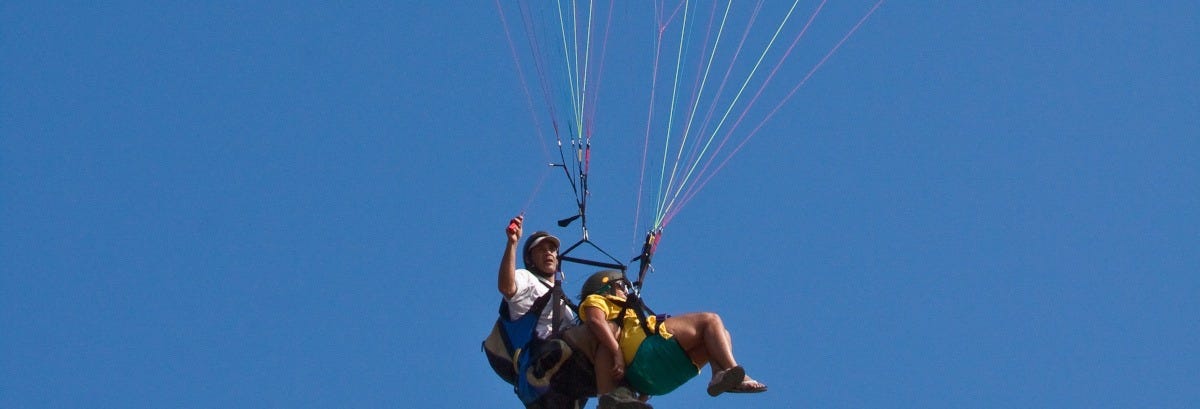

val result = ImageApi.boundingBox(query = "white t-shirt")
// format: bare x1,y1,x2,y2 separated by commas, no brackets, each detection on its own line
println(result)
506,268,577,339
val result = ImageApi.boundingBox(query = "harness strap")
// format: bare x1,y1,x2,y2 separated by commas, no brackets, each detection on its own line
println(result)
611,294,661,337
548,280,568,338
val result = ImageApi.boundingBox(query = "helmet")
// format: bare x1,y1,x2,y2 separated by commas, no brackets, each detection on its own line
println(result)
522,231,561,275
579,270,628,301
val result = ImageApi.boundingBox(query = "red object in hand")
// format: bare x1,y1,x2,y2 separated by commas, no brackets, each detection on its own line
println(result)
507,215,522,234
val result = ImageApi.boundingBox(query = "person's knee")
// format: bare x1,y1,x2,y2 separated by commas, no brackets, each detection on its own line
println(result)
701,312,723,327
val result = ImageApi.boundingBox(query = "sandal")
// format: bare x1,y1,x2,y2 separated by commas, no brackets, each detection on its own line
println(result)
706,366,745,397
728,376,768,394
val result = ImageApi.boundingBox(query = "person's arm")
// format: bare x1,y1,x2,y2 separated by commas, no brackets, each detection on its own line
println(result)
584,305,624,380
497,215,523,299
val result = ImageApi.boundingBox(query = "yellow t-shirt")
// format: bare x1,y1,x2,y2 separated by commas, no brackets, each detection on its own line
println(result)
579,294,673,364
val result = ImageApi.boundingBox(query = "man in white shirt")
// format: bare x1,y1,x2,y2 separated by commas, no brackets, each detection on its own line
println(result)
497,215,576,338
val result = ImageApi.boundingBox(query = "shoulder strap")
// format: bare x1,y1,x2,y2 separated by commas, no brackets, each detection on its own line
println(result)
547,279,582,338
611,293,663,336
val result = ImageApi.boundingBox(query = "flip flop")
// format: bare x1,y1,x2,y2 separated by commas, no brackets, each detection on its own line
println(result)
706,365,746,397
727,376,768,394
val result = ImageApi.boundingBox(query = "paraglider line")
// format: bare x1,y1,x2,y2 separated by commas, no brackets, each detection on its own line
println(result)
496,0,552,162
665,0,886,225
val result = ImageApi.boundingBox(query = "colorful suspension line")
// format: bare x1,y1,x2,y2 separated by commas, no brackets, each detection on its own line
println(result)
498,0,626,274
635,0,887,233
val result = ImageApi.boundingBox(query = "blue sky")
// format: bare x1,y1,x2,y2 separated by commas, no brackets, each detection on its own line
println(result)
3,2,1198,408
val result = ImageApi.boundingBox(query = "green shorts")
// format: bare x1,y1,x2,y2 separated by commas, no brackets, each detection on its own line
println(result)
625,335,700,395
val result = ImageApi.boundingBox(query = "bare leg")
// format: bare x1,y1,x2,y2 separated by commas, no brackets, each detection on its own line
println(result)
662,312,737,378
594,345,617,395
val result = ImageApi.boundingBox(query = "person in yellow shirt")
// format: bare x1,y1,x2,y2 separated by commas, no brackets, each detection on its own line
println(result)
578,270,767,402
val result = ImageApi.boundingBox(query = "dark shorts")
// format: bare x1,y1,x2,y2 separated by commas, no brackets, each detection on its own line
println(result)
625,335,700,395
